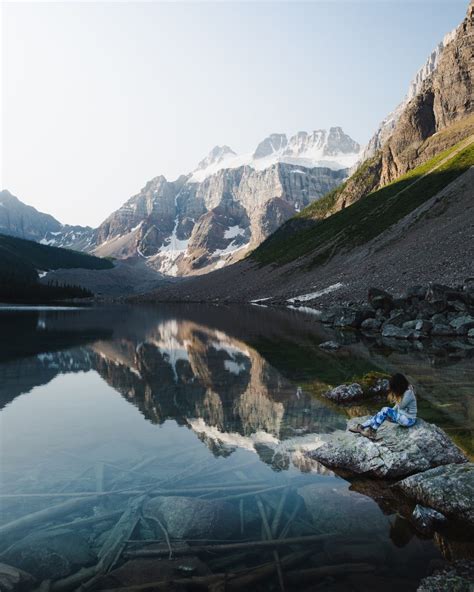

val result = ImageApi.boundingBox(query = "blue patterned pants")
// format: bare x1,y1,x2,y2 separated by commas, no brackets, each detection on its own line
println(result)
362,407,416,431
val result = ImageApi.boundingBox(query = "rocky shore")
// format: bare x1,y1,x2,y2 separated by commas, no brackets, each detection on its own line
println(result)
290,281,474,341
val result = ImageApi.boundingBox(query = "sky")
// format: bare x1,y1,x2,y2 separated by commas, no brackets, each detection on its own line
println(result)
1,0,468,227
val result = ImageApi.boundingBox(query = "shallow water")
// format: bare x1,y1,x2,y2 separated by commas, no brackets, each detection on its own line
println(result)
0,304,472,591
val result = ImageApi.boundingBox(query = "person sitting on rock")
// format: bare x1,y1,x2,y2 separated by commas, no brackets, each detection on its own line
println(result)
349,373,417,440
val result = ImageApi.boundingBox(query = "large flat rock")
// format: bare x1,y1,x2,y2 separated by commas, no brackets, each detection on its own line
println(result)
306,417,467,479
398,463,474,525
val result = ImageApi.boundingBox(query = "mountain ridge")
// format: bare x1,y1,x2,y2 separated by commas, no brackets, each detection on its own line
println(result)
0,189,95,251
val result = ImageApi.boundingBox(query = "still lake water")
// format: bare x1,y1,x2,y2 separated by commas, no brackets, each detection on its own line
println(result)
0,304,472,591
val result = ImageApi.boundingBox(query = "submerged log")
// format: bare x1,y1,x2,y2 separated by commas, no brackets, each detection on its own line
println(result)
97,495,147,571
271,487,290,537
80,495,147,591
279,496,302,539
0,496,101,539
99,549,311,592
0,483,266,500
50,566,98,592
257,497,285,592
124,533,335,558
46,510,123,532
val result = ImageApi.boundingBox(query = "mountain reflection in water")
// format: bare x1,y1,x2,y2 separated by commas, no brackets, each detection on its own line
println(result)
0,304,473,590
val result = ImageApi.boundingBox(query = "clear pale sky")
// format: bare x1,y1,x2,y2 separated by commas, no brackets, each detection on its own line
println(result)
1,0,467,227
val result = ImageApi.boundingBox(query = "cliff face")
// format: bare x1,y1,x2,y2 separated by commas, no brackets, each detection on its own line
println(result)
380,1,473,184
324,2,474,216
94,163,347,276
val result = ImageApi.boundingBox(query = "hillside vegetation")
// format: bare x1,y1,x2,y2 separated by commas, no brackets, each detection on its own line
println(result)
252,135,474,268
0,233,113,302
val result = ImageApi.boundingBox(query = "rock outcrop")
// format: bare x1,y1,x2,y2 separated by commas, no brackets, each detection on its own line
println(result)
397,463,474,525
307,417,467,479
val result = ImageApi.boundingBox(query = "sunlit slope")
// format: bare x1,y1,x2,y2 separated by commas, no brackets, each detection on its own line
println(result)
252,135,474,269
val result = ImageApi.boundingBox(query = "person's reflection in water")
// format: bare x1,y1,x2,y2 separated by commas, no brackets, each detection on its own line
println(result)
390,514,414,547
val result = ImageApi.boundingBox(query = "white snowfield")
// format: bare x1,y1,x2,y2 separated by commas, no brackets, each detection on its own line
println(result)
190,128,362,182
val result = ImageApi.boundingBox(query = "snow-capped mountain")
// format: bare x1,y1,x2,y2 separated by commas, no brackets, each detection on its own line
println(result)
2,126,359,277
191,127,361,182
0,190,95,250
90,126,359,275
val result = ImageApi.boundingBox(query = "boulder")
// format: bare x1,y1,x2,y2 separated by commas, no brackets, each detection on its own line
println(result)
0,563,36,592
397,463,474,525
387,311,411,327
415,319,433,334
306,418,467,479
366,377,390,396
448,299,468,313
360,318,381,332
322,383,364,404
368,288,393,313
412,505,447,534
382,324,412,339
406,285,427,299
297,484,388,534
417,561,474,592
2,529,96,580
320,306,345,324
319,340,341,351
333,307,365,328
450,315,474,335
431,324,456,336
143,496,239,540
431,313,447,325
426,283,452,303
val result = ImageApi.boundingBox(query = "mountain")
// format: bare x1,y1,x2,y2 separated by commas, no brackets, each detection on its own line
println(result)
92,127,359,275
361,27,459,162
137,0,474,304
0,190,95,251
191,127,361,182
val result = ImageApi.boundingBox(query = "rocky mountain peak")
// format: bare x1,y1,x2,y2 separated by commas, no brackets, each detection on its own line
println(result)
197,145,237,171
253,133,288,159
324,127,361,156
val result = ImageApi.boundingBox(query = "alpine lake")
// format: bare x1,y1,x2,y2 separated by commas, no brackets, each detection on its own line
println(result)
0,304,472,591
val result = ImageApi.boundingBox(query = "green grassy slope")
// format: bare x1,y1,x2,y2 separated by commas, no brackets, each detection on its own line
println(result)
252,137,474,268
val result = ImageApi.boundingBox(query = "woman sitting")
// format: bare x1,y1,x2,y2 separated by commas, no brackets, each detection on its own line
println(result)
350,373,417,440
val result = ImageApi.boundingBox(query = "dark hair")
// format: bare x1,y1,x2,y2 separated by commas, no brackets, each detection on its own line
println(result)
389,373,409,397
